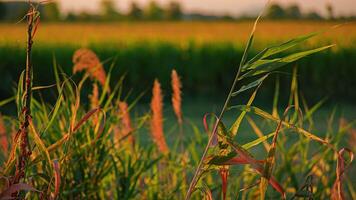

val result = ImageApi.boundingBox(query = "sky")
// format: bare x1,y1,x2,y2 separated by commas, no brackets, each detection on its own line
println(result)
56,0,356,17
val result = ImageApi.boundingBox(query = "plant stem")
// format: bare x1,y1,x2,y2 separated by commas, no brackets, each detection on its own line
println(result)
185,63,243,200
12,6,34,185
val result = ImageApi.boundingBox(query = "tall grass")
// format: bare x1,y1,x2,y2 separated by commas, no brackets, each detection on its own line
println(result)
0,2,355,200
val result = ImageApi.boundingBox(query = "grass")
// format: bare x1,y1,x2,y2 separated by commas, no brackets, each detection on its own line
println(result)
0,5,355,200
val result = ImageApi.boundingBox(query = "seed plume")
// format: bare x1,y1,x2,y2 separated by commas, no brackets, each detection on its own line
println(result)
72,48,107,87
118,101,135,145
171,69,183,124
150,79,169,154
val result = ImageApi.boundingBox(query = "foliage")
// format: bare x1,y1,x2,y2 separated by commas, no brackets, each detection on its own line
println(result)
0,3,355,200
1,41,356,103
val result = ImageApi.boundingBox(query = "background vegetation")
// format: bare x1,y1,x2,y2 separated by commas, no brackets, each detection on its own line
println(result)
0,21,356,104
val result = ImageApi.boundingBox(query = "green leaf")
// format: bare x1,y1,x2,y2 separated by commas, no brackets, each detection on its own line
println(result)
240,45,334,79
232,74,268,97
16,70,25,118
230,81,263,137
242,131,276,150
243,32,319,71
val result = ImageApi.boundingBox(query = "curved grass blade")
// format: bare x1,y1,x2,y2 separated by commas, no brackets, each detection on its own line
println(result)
0,97,15,108
29,119,52,172
229,105,334,148
331,148,354,200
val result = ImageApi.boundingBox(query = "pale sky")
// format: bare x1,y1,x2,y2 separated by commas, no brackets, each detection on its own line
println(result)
47,0,356,17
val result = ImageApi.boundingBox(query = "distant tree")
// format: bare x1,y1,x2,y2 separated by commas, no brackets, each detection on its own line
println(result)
221,14,234,21
266,4,286,19
128,2,143,20
285,4,301,19
66,12,77,21
0,2,5,20
164,1,182,20
101,0,120,20
42,2,61,21
144,1,164,20
306,11,323,20
326,3,334,20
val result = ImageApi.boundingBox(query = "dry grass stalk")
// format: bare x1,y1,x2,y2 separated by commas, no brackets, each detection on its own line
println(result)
72,48,107,87
150,79,169,154
0,114,8,155
117,101,135,145
12,4,38,186
171,69,183,124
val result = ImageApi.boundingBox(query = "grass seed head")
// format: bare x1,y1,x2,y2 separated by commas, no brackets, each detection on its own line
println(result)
72,48,107,87
118,101,135,145
171,69,183,124
150,79,169,154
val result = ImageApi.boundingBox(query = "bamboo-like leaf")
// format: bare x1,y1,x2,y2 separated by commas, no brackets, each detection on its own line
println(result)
231,74,268,97
240,45,334,79
242,32,319,72
230,84,262,137
241,131,276,150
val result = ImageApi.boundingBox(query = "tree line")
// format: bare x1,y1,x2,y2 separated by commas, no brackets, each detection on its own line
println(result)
0,1,355,22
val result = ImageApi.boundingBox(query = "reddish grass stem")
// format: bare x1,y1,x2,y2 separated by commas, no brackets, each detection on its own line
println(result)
185,62,243,199
12,5,35,186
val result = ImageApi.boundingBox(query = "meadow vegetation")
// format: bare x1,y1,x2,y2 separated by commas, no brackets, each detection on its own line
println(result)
0,3,355,200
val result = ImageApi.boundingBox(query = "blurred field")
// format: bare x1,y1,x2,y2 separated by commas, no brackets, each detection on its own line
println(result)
1,21,356,103
1,21,356,46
